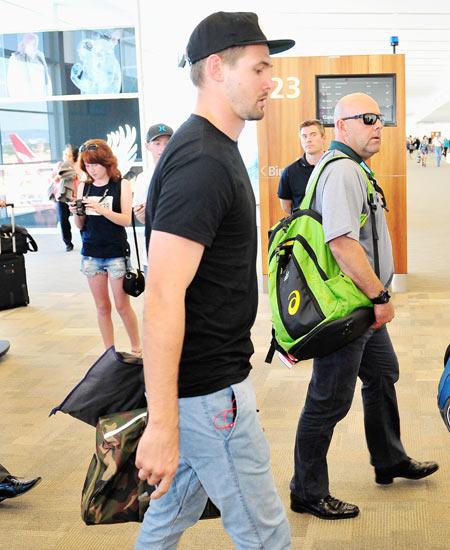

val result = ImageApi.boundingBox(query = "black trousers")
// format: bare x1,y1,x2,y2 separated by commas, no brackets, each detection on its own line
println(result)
291,325,408,501
55,201,72,246
0,463,10,482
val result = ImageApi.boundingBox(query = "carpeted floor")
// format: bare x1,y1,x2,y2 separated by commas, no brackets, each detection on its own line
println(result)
0,154,448,549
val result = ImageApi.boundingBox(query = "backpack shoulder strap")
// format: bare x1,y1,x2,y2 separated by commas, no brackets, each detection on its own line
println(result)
300,153,349,210
301,152,381,278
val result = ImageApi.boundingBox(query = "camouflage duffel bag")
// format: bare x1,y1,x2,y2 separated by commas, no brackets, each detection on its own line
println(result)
81,408,220,525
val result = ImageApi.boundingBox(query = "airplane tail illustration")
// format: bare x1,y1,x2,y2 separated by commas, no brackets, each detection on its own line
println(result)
10,133,37,163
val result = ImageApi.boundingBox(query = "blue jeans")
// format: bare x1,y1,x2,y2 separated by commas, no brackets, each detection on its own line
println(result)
291,326,408,502
435,149,442,167
135,377,291,550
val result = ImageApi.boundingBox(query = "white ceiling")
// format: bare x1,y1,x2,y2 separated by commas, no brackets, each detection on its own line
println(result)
1,0,450,127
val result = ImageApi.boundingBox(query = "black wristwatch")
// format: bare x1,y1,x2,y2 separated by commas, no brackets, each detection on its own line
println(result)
370,289,391,305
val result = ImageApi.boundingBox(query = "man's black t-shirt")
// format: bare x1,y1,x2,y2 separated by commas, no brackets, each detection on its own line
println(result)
145,114,258,398
277,154,314,210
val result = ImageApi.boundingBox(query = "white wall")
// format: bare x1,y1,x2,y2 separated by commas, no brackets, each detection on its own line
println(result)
408,123,450,139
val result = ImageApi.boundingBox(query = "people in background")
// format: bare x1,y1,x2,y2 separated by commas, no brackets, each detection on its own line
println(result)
278,119,326,215
290,93,438,521
71,139,141,356
134,11,294,549
133,123,173,275
49,144,80,251
419,136,429,167
443,137,449,157
432,134,443,167
406,135,414,158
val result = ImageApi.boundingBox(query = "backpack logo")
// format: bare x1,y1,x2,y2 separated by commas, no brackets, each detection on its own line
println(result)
288,290,301,315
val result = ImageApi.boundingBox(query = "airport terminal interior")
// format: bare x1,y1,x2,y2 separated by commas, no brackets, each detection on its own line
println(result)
1,2,450,549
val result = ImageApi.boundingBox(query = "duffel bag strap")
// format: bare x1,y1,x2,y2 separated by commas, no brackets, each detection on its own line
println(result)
25,233,38,252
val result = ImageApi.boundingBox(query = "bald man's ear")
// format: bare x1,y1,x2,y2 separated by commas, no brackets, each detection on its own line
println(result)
204,54,225,82
335,118,345,132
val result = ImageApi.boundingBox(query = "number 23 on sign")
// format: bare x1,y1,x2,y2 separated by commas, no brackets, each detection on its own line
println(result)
271,76,300,99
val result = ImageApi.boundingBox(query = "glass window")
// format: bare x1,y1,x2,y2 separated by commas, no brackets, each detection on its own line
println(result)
0,25,140,228
0,105,52,164
0,98,141,227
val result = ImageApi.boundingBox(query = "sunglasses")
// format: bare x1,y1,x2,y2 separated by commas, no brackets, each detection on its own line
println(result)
341,113,385,126
79,143,99,152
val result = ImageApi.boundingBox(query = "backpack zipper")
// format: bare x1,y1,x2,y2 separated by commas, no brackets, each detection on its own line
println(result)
269,234,328,282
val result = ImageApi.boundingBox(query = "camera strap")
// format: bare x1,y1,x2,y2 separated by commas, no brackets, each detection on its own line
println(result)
130,212,142,272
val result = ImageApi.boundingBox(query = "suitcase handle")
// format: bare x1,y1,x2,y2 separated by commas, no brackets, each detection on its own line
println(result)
1,203,16,252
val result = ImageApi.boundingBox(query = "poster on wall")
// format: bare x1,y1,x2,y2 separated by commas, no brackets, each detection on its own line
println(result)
0,27,138,98
0,26,139,228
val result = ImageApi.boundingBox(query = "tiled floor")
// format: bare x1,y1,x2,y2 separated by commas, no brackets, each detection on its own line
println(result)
0,155,449,549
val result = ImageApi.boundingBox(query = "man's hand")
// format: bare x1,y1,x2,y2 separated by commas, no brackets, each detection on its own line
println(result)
372,301,395,330
133,204,146,224
329,236,395,330
135,422,179,500
137,232,203,500
279,198,292,216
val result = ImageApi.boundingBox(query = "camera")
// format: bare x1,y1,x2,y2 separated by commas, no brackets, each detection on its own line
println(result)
74,199,86,216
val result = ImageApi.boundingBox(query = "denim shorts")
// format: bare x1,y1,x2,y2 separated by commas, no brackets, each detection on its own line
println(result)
80,256,127,279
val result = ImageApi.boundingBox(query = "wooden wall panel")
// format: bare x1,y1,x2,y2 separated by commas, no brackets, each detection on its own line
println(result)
257,54,406,275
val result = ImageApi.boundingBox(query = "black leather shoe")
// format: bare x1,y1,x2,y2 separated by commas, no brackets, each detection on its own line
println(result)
375,458,439,485
65,244,74,251
0,476,42,502
290,493,359,520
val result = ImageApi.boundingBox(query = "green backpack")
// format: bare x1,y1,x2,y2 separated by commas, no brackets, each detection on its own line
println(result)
266,154,379,364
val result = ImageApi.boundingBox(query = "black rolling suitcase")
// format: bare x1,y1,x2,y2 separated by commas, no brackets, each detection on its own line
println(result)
0,203,30,310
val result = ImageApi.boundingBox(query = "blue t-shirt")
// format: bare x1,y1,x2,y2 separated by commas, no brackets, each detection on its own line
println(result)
80,178,128,258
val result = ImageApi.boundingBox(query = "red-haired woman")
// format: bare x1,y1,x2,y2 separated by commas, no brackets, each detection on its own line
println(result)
71,139,141,355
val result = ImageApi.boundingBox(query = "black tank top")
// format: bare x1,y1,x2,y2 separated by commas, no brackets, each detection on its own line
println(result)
80,178,129,258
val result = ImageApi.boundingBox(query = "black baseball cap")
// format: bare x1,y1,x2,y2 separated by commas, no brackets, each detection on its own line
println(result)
146,123,174,143
185,12,295,65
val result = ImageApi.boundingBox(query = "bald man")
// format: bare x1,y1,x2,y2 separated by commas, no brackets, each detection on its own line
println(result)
289,93,438,520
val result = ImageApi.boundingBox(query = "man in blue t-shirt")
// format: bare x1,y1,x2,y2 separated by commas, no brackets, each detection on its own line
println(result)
278,119,326,215
135,12,294,549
